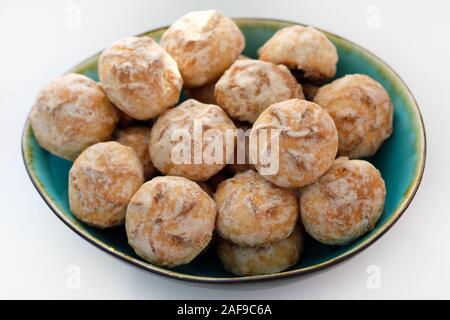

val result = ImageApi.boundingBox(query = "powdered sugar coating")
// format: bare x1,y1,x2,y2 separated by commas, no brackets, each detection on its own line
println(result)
126,176,217,268
184,55,251,105
300,157,386,245
160,10,245,87
314,74,393,158
113,126,156,180
215,170,299,246
30,73,118,160
149,99,236,181
250,99,338,188
258,26,338,82
98,36,183,120
69,142,144,228
217,226,303,276
215,59,304,123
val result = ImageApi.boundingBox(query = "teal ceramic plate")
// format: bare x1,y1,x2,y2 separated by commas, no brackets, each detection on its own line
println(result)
22,18,426,283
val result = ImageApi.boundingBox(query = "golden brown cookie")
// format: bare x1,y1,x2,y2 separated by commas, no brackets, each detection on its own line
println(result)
313,74,393,158
149,99,236,181
250,99,338,188
215,170,299,246
300,157,386,245
215,59,304,123
113,126,156,180
98,36,183,120
258,26,338,82
126,176,217,267
68,141,144,228
217,226,303,276
160,10,245,87
184,55,252,105
30,73,118,160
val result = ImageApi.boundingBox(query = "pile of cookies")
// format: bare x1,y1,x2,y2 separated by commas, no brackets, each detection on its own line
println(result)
30,10,393,276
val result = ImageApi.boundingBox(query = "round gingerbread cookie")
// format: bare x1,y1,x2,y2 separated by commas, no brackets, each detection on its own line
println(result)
215,170,299,246
313,74,393,158
99,36,183,120
217,226,303,276
184,55,251,105
300,157,386,245
68,141,144,228
258,25,338,82
126,176,217,267
149,99,236,181
30,73,118,160
160,10,245,87
249,99,338,188
215,59,304,123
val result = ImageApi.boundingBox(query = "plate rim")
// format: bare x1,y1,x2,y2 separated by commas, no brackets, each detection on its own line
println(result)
21,17,427,284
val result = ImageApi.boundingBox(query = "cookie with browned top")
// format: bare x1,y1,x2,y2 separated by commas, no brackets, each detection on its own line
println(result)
314,74,393,158
250,99,338,188
300,157,386,245
215,59,304,123
69,141,144,228
30,73,118,160
99,36,183,120
149,99,236,181
215,170,299,246
160,10,245,87
217,226,303,276
126,176,217,267
258,26,338,82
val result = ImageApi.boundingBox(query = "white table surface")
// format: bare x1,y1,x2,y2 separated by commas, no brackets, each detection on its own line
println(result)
0,0,448,299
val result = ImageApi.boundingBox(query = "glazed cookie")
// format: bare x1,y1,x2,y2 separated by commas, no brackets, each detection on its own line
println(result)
249,99,338,188
313,74,393,158
126,176,217,268
160,10,245,87
30,73,118,160
184,55,251,104
113,126,156,180
68,142,144,228
149,99,236,181
300,157,386,245
217,226,303,276
258,25,338,82
215,170,299,246
227,121,254,174
98,36,183,120
215,59,304,123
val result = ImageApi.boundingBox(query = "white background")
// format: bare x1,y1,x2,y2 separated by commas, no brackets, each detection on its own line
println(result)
0,0,448,299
